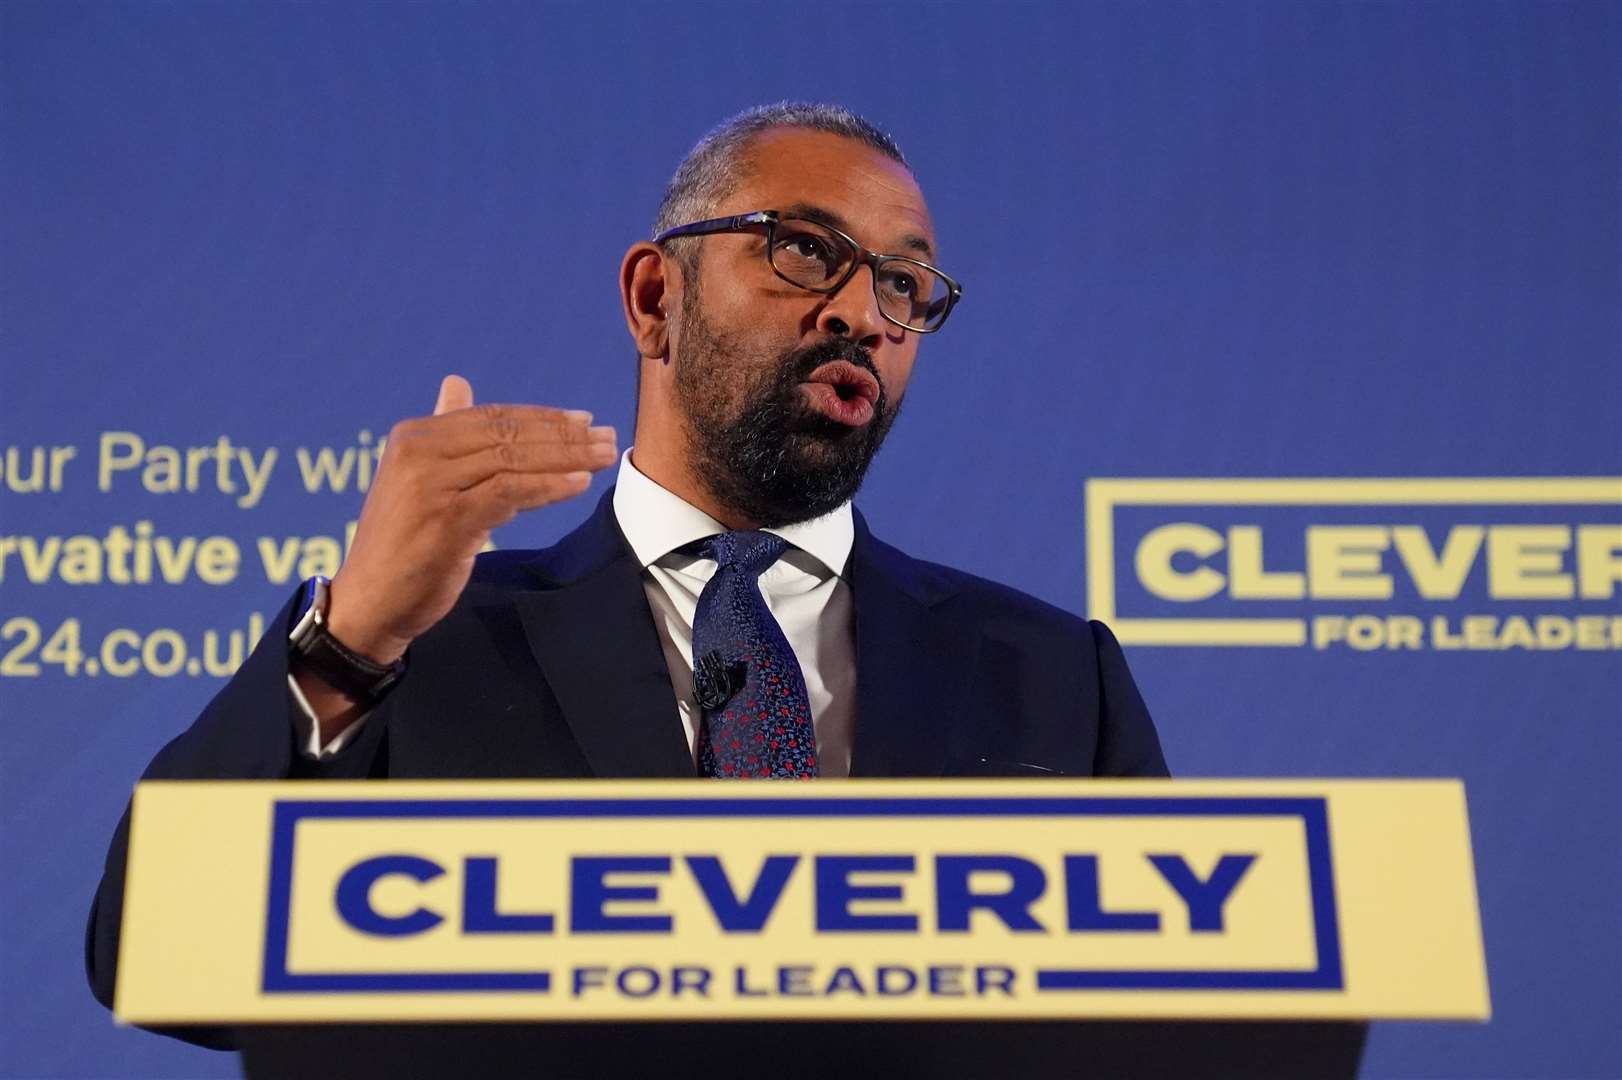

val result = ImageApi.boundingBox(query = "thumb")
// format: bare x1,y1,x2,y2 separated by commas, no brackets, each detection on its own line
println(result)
434,374,474,416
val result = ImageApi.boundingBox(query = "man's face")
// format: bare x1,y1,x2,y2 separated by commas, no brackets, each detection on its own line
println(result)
669,128,935,528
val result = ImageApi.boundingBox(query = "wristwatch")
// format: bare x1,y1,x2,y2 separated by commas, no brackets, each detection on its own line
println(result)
288,575,407,702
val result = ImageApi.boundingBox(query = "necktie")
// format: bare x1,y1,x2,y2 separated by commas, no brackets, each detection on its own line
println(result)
690,530,819,779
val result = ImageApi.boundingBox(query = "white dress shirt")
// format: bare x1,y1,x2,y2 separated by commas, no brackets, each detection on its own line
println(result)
292,447,857,776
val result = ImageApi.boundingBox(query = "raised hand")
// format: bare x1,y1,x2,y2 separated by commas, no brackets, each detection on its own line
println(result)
297,375,616,733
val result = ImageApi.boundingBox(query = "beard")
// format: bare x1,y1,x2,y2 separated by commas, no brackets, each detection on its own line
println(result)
673,284,902,529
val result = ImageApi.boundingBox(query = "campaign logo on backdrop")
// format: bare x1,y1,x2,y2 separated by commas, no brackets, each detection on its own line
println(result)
1085,478,1622,651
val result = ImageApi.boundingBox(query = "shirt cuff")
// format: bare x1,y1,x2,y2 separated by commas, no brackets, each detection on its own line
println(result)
287,674,370,759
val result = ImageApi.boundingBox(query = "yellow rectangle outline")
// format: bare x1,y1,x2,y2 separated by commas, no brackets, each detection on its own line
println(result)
1085,477,1622,646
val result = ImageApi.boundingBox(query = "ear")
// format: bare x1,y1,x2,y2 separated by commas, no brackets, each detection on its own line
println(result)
620,241,673,361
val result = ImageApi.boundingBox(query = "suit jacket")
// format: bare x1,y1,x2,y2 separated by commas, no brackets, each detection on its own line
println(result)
86,488,1171,1064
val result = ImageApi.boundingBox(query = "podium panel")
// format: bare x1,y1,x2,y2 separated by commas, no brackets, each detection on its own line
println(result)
115,779,1487,1026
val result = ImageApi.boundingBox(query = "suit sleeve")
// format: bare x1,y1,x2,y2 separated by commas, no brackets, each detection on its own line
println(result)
84,589,390,1049
1088,619,1170,777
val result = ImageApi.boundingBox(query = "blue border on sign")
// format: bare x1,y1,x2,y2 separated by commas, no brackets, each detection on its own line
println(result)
262,796,1341,994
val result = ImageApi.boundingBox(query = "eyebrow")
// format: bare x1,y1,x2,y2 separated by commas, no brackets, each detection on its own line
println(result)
780,201,936,261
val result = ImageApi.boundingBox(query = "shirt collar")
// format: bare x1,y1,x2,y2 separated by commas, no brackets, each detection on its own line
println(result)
612,447,854,579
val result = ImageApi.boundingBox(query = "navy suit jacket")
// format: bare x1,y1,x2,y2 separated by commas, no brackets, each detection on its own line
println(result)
86,488,1168,1052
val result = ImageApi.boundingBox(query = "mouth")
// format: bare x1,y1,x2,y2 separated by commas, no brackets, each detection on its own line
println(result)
805,360,879,404
801,360,880,427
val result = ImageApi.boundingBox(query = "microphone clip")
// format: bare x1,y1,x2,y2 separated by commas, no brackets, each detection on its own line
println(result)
694,650,747,711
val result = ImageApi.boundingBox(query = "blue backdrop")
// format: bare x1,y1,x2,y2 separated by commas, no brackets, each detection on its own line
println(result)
3,2,1618,1077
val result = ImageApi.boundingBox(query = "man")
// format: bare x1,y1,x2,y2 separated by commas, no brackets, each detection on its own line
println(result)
87,103,1170,1069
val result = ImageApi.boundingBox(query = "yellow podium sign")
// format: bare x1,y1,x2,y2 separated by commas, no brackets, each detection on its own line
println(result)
115,779,1488,1024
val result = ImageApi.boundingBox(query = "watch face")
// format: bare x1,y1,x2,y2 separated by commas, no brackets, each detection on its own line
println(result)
289,576,330,643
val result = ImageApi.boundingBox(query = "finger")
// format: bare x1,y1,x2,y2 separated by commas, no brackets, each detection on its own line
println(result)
440,435,618,490
457,469,595,528
391,406,600,459
417,407,606,458
434,374,474,416
432,402,591,429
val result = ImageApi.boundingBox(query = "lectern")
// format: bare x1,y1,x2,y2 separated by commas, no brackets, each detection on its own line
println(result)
114,779,1488,1079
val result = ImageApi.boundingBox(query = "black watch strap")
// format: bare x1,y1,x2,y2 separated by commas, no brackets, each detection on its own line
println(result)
288,576,406,702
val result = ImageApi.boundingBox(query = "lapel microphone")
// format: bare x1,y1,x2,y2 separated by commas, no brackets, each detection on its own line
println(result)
694,650,747,711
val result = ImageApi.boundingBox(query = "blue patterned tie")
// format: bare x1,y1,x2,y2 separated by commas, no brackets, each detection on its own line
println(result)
690,530,819,779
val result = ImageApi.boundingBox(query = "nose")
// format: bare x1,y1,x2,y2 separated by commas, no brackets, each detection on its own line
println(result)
815,262,886,348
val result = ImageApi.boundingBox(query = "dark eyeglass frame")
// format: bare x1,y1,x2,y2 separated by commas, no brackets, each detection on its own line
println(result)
653,209,964,334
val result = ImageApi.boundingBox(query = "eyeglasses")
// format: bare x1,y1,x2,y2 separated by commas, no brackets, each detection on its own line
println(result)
654,210,963,333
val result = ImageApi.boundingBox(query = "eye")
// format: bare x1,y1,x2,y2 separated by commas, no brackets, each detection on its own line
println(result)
780,233,836,263
882,269,918,298
771,224,850,286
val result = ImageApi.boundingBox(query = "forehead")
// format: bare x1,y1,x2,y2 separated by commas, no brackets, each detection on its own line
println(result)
722,128,936,257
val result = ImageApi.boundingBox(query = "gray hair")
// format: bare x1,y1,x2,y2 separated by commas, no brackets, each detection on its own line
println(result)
650,102,910,265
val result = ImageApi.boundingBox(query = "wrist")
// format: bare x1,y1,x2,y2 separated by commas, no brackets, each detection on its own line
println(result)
325,575,411,665
288,576,408,703
323,609,410,667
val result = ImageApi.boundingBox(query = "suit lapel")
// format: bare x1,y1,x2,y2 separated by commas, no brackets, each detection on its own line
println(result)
509,492,981,780
512,490,694,778
846,509,982,777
